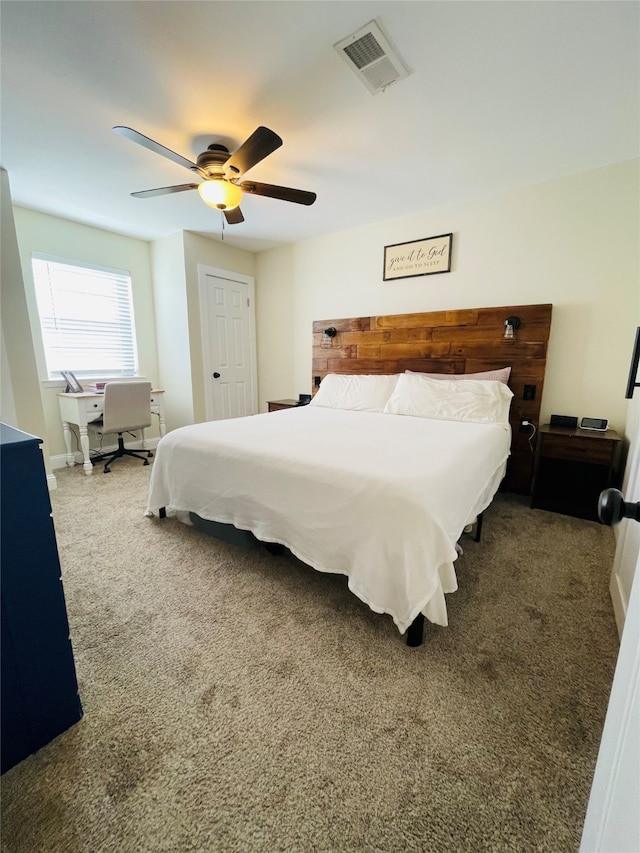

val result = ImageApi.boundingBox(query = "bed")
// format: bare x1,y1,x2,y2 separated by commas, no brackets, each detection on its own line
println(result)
146,371,514,644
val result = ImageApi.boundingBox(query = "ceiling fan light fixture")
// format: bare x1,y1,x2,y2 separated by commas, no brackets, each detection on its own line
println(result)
116,125,314,223
198,179,243,211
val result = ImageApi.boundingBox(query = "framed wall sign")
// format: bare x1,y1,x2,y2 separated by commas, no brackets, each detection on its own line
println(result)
383,233,453,281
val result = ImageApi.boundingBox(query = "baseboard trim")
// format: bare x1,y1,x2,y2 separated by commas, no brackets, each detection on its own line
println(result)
50,437,160,471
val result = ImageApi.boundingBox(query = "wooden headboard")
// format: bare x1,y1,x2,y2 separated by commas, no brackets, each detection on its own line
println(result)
312,304,553,494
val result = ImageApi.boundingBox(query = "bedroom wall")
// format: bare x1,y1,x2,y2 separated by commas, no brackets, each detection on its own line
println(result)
12,206,160,459
0,171,52,479
11,204,258,452
9,160,638,467
150,231,193,432
254,244,296,405
256,159,639,441
151,231,256,429
181,231,255,424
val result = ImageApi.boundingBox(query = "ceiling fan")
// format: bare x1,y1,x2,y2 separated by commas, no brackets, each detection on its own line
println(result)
113,125,317,225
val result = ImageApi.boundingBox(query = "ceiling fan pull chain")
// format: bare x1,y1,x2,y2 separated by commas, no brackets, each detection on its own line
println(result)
221,211,225,241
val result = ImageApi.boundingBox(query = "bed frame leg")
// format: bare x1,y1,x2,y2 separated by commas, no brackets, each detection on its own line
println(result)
474,511,484,542
406,613,425,647
159,507,166,519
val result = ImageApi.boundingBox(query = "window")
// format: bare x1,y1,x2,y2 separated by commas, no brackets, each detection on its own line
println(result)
32,254,139,380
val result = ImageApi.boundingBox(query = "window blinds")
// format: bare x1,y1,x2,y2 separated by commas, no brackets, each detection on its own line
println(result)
32,255,139,379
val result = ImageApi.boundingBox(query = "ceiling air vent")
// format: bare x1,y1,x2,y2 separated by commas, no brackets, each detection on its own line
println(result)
334,19,409,95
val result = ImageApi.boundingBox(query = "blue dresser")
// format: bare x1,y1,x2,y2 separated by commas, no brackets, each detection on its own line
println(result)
1,423,83,774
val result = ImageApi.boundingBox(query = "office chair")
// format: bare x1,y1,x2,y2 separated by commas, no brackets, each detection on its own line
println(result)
89,381,153,473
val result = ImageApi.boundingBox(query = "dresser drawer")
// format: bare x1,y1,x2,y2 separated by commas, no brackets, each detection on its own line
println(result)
541,435,614,465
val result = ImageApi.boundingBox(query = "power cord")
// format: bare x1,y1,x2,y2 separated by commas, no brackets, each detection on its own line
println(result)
521,420,537,451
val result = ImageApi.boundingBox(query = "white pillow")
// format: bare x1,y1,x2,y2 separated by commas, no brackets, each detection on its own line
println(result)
310,373,399,412
384,373,513,425
405,366,511,384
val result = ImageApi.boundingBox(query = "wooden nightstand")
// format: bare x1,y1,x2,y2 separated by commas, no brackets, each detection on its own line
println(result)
531,424,622,521
267,399,299,412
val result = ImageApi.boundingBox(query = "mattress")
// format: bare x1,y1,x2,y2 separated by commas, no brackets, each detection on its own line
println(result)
146,406,511,633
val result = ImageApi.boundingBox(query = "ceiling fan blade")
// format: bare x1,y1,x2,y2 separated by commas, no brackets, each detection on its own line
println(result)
225,127,283,177
239,181,316,206
224,207,245,225
113,126,199,173
131,184,199,198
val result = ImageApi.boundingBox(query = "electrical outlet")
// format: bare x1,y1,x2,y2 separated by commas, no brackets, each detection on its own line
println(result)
519,418,532,433
314,376,321,387
523,384,536,401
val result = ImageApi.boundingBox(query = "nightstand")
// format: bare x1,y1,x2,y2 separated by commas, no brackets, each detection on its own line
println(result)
267,399,299,412
531,424,622,521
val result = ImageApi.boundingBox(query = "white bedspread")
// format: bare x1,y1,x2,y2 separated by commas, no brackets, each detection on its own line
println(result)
146,407,510,633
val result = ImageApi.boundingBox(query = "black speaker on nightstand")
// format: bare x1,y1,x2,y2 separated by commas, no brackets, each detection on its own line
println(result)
549,414,578,429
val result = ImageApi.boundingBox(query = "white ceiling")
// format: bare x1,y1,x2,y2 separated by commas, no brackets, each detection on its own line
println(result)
1,1,638,253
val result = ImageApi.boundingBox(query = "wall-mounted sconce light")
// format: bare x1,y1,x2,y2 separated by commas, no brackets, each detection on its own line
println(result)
322,326,337,349
503,316,521,340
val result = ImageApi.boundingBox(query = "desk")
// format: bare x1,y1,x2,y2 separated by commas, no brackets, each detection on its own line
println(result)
58,390,166,475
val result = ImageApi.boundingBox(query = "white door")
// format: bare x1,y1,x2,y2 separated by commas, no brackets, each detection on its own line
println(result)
610,403,640,630
580,397,640,852
198,265,257,421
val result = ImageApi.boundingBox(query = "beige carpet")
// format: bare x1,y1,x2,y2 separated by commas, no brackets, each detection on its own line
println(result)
1,459,619,853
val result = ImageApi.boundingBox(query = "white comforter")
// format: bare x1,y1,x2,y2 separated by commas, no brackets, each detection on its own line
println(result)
146,407,510,633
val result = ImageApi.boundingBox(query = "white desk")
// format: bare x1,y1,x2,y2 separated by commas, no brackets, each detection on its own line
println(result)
57,390,166,475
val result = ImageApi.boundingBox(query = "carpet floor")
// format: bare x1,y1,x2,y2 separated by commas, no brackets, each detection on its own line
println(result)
1,458,619,853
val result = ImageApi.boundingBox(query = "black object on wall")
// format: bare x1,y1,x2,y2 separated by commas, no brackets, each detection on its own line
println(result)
625,326,640,399
1,424,83,774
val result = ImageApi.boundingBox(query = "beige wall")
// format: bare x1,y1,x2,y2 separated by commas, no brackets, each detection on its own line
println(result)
9,160,639,467
181,231,255,423
254,245,296,409
1,171,52,478
256,159,639,437
150,230,256,430
13,206,160,458
9,205,257,452
150,231,192,432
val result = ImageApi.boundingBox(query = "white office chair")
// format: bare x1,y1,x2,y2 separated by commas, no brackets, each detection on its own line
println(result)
89,381,153,473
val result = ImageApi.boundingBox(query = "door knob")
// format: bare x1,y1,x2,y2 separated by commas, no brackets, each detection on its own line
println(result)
598,488,640,526
213,372,221,379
